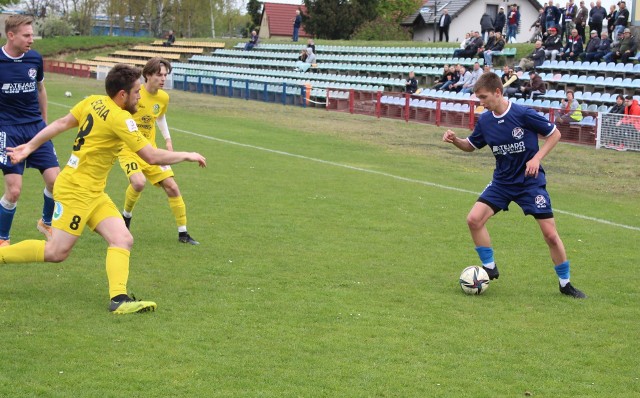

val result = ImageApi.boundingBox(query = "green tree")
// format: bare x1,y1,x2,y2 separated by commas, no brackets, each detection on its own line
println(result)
246,0,262,29
303,0,379,40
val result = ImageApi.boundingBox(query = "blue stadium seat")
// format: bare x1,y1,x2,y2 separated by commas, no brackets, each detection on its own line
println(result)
587,104,598,111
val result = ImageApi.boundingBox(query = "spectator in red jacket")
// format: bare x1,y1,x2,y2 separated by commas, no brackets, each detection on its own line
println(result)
614,96,640,151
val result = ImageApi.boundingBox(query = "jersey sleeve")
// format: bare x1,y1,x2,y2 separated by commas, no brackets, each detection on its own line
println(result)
467,119,487,149
525,107,556,137
114,113,149,153
70,96,92,122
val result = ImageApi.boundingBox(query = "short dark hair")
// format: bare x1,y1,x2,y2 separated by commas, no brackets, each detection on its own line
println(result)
616,94,624,101
142,57,172,81
625,95,633,100
474,72,503,93
105,64,141,98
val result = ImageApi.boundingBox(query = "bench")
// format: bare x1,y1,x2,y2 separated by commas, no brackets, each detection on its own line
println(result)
132,45,204,54
152,40,224,49
112,51,182,61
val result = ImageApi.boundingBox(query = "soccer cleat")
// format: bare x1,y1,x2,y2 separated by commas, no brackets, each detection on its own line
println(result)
122,213,132,230
178,232,199,245
482,264,500,280
36,219,53,240
109,296,157,314
559,282,587,299
0,239,9,247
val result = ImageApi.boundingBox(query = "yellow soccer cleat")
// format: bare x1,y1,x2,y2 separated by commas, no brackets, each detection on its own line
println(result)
109,296,157,314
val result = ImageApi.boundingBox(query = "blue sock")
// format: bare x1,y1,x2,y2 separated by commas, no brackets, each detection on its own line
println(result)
42,188,55,225
475,246,495,267
554,261,570,281
0,201,16,240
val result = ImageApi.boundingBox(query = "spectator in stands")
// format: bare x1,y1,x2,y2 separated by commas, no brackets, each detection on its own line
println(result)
483,31,506,67
163,30,175,47
244,30,258,51
507,5,520,43
460,32,472,49
583,31,611,61
574,1,589,39
558,28,584,60
438,65,458,91
292,10,302,42
307,39,316,55
461,62,483,94
543,27,564,60
518,39,546,71
451,65,471,92
294,47,315,72
580,30,601,60
606,4,617,38
612,1,629,43
556,90,583,124
494,7,506,35
453,31,483,58
478,30,495,58
604,28,636,63
520,70,546,99
589,1,606,36
614,95,640,151
501,66,521,96
602,95,626,149
529,8,546,43
563,1,577,42
480,13,494,42
404,71,418,94
433,64,450,89
438,9,452,42
544,0,562,30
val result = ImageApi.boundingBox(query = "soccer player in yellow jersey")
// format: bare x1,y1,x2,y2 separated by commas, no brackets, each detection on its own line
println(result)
1,64,206,314
119,58,198,244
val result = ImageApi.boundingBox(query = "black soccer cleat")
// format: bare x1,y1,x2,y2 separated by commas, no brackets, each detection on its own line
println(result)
482,264,500,280
559,282,587,299
122,213,132,230
178,232,199,245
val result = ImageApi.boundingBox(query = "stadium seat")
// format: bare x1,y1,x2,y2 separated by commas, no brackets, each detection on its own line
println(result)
587,104,598,112
597,105,610,112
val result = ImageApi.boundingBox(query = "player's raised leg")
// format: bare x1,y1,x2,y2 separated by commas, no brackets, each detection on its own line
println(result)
537,217,586,298
467,201,500,280
160,177,199,245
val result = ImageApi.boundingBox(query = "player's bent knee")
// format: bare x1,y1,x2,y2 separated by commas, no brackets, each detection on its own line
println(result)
44,246,72,263
109,231,134,250
466,214,485,230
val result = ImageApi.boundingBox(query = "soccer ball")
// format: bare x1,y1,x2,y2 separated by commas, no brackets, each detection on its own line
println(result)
64,91,72,97
459,266,490,295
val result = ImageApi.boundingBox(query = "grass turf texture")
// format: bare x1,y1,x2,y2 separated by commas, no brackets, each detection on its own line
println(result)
0,74,639,397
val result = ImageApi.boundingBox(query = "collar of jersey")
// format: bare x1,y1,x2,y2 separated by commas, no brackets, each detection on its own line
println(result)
1,46,26,60
492,100,511,119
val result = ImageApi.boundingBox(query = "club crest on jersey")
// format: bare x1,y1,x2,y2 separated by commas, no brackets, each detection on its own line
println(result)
28,68,37,80
512,127,524,140
153,104,160,114
535,195,547,208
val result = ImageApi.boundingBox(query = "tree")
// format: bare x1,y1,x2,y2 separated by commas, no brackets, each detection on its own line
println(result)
246,0,261,29
303,0,379,40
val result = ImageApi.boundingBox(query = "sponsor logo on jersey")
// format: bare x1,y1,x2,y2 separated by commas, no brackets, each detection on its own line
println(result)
492,141,526,156
28,68,37,80
53,201,63,220
125,119,138,132
66,154,79,169
1,82,37,94
535,195,547,208
512,127,524,140
153,104,160,114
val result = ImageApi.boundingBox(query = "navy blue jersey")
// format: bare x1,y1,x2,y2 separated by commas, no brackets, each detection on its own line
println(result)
0,47,44,125
467,102,555,185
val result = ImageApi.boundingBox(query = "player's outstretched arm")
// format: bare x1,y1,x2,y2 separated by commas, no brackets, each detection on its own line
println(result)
136,145,206,168
442,129,475,152
7,112,79,164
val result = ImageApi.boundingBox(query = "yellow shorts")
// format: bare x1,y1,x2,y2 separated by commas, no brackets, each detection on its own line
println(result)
52,178,121,236
118,152,174,186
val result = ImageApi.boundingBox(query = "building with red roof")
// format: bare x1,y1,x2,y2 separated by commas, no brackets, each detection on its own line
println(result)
259,2,311,40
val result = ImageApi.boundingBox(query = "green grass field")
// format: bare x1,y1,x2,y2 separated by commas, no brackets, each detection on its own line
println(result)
1,74,639,397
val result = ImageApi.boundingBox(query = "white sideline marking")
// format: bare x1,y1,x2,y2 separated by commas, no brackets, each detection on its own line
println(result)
48,101,640,232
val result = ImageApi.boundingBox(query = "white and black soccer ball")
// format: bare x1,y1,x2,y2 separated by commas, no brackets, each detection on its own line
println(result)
64,91,72,97
459,266,490,295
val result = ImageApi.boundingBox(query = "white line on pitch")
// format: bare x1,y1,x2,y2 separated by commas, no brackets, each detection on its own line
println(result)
47,101,640,232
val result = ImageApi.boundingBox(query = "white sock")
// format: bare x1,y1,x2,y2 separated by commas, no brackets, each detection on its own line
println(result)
0,195,17,210
483,262,496,269
559,278,570,287
122,210,133,218
178,226,187,233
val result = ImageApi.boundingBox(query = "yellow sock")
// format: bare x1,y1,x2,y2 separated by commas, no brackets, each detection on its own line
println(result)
168,196,187,228
124,185,142,214
0,240,45,264
106,247,130,299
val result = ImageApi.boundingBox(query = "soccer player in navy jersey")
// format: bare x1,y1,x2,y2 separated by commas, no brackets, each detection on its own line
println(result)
442,72,586,298
0,15,59,246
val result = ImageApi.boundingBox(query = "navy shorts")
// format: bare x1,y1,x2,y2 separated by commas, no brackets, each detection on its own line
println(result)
0,121,59,175
478,181,554,219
